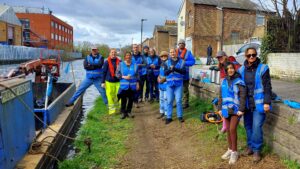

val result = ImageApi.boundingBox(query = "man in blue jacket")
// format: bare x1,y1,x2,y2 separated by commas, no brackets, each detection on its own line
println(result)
66,46,108,107
143,46,151,101
176,39,195,109
132,44,147,107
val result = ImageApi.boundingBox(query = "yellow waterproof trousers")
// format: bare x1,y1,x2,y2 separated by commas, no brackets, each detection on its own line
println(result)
105,81,120,114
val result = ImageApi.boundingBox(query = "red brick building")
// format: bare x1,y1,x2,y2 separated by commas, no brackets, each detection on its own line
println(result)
14,7,73,49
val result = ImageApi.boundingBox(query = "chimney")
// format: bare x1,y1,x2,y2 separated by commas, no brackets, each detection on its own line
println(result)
165,20,176,26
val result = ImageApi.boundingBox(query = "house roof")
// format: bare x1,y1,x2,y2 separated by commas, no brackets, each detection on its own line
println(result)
0,4,21,26
13,6,51,14
154,25,178,36
189,0,266,11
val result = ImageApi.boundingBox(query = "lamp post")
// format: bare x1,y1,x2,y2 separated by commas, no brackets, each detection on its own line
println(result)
141,18,147,54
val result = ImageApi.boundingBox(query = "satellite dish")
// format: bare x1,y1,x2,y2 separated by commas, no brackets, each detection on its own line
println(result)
180,21,185,26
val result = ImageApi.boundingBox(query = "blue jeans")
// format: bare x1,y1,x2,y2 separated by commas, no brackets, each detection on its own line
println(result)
166,85,183,119
243,109,266,152
145,76,150,99
159,89,167,115
68,77,108,105
148,74,159,99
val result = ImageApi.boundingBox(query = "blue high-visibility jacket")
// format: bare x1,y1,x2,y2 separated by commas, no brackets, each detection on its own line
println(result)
132,53,147,76
166,58,185,87
119,62,138,91
86,55,103,79
147,55,160,76
238,63,270,113
221,77,245,118
159,62,167,91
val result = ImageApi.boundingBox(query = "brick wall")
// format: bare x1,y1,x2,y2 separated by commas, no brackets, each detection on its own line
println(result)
169,35,177,50
156,32,169,54
268,53,300,80
185,1,259,57
14,26,22,46
252,25,265,38
223,9,256,43
0,22,6,42
0,21,22,45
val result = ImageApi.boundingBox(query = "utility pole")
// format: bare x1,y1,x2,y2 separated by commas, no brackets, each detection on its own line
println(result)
141,19,147,54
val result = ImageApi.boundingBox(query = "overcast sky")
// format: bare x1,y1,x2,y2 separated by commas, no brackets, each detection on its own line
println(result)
1,0,182,47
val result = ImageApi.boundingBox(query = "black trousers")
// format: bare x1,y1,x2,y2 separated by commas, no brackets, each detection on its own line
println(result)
121,89,135,114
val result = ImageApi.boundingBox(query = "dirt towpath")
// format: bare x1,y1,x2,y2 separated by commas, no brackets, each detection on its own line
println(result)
116,102,286,169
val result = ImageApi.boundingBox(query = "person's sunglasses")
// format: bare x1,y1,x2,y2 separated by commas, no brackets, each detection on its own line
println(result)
246,54,257,58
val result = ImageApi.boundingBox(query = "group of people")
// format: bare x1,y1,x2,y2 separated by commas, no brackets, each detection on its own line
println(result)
65,39,195,121
65,40,272,165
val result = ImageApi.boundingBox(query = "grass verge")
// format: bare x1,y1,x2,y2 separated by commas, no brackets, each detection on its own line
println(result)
59,97,133,169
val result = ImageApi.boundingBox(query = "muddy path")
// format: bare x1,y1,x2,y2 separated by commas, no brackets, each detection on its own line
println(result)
116,102,286,169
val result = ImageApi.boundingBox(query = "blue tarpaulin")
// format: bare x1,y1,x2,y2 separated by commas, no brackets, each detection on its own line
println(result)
283,100,300,109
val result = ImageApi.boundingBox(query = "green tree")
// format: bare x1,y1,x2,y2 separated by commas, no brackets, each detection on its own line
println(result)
96,44,110,58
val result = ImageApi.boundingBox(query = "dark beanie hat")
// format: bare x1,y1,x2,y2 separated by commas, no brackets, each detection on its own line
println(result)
143,46,149,50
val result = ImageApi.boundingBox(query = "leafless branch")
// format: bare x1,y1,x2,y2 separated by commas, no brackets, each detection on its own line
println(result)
271,0,282,17
293,0,299,13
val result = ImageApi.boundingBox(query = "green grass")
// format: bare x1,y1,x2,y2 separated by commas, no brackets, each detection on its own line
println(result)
59,97,133,169
282,159,300,169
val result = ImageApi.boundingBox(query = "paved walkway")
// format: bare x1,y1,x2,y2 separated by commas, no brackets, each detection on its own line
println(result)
272,79,300,103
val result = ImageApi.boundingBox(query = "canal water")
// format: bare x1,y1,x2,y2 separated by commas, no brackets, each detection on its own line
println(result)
0,59,99,167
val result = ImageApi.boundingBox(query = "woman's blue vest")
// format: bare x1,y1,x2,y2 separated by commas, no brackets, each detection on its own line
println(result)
238,63,270,113
147,55,160,76
120,62,138,91
159,62,167,91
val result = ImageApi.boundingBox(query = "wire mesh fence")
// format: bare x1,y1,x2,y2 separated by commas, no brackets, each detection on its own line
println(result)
0,45,82,64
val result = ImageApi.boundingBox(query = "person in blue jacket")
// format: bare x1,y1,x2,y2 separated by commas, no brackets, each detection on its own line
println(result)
116,51,139,119
238,47,272,163
146,48,160,102
157,51,168,119
176,39,195,109
165,48,186,124
66,46,108,107
143,46,151,102
218,62,246,165
132,44,147,108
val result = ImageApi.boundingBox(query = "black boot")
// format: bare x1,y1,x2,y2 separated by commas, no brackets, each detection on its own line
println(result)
165,118,172,125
